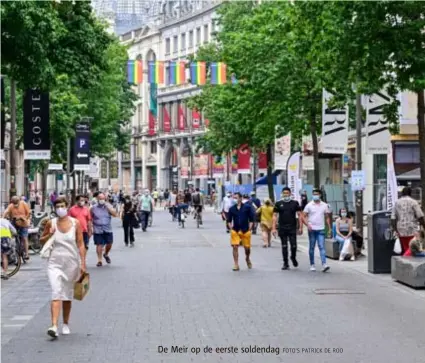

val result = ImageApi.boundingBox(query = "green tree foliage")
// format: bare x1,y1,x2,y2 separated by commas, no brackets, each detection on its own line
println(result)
1,0,112,90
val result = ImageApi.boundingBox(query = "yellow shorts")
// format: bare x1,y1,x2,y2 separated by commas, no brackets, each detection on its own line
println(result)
230,230,251,248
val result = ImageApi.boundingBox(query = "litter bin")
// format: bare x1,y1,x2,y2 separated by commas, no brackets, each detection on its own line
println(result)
367,210,394,273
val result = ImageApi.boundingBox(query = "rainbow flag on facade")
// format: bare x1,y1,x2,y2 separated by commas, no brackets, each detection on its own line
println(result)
127,60,143,84
210,62,227,85
169,61,186,85
190,62,206,85
148,61,164,84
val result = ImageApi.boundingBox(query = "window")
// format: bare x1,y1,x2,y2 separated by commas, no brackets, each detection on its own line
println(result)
181,33,186,50
203,24,209,43
150,141,157,154
165,38,171,54
196,27,201,45
394,143,420,163
173,36,178,53
188,30,193,48
165,66,170,85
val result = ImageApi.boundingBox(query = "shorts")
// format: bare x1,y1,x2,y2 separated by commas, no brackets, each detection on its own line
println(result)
230,230,251,248
1,237,11,254
93,232,113,246
17,227,28,238
83,232,89,246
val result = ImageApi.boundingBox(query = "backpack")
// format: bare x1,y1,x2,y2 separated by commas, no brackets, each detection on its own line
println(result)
192,193,201,205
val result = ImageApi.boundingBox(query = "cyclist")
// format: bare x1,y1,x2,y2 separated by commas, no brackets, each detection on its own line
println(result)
1,216,17,279
176,190,188,226
3,196,31,260
191,188,204,225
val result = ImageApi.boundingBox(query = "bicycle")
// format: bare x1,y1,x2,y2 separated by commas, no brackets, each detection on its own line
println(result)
193,207,202,229
1,234,27,278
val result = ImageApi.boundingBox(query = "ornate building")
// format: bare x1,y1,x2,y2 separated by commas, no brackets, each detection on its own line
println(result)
120,0,221,191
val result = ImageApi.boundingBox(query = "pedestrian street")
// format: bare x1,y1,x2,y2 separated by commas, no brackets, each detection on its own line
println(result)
1,209,424,363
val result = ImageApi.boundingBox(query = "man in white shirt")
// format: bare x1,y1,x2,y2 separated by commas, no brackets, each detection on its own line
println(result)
303,189,331,272
221,192,235,233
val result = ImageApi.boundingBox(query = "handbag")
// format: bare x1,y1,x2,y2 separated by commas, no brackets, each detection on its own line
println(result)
74,272,90,301
131,214,140,229
40,235,55,259
40,218,57,259
393,237,402,254
340,237,354,259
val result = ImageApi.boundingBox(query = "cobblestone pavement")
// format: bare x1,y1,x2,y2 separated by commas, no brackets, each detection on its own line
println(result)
1,209,425,363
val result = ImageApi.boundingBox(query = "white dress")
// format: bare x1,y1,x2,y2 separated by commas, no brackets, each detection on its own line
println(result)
47,218,80,301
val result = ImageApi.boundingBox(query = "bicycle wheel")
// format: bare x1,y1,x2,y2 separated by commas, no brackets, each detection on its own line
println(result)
196,215,200,228
4,241,22,278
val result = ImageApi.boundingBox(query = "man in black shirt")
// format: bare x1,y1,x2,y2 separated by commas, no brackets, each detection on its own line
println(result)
272,187,303,270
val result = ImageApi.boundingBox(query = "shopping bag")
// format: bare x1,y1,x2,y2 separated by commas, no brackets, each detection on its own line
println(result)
393,237,402,254
40,235,54,259
74,272,90,301
340,237,354,259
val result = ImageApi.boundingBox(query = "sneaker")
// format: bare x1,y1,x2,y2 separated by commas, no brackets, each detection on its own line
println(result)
310,265,316,272
1,273,9,280
281,265,290,270
339,256,344,261
350,256,355,261
47,325,58,338
246,259,252,269
291,257,298,267
130,242,134,248
322,265,330,272
62,324,70,335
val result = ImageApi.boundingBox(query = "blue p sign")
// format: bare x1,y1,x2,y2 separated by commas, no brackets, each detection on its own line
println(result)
79,138,86,148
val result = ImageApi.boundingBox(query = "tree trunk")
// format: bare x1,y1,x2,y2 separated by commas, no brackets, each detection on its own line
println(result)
266,144,274,202
310,112,320,189
417,90,425,209
9,79,16,197
41,165,48,212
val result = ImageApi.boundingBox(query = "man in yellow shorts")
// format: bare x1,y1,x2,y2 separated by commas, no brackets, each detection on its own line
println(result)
227,192,255,271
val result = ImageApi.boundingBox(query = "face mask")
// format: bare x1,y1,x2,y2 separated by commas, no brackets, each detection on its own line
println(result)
78,201,85,207
13,203,19,207
283,196,291,202
98,200,105,205
341,213,347,218
56,208,67,218
312,195,320,201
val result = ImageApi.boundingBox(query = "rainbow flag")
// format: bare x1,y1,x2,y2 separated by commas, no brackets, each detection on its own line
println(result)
169,61,186,85
127,60,143,84
148,61,164,84
210,62,227,85
190,62,206,85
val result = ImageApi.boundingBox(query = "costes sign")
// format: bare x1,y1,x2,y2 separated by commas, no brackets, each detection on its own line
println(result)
23,89,50,160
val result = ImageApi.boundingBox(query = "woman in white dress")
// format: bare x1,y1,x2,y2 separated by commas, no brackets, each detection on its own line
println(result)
40,197,86,338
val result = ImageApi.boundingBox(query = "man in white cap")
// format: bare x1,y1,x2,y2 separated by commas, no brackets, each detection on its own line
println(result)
221,191,236,233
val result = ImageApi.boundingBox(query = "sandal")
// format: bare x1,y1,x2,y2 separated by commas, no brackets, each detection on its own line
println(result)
96,261,102,267
103,254,111,264
263,245,268,248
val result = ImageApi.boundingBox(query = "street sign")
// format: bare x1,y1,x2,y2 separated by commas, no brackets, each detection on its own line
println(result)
73,122,90,171
48,163,63,171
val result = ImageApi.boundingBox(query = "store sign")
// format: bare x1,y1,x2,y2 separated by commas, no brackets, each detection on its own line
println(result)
23,89,50,160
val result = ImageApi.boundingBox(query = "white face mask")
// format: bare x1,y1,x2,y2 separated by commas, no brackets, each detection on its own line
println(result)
78,201,85,207
56,208,68,218
98,200,105,205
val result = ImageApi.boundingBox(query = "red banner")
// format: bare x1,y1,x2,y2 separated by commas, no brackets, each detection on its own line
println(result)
258,151,267,171
178,105,186,131
163,106,171,132
192,109,200,129
237,145,251,174
148,111,156,136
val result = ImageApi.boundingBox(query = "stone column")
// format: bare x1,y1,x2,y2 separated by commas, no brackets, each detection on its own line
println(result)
142,140,148,188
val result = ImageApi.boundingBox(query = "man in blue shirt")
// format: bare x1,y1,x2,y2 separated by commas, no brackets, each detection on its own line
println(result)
227,192,255,271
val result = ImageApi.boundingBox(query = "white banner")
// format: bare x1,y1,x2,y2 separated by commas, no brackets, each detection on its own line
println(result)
386,149,398,210
287,152,301,203
274,129,291,170
302,135,314,170
366,91,392,154
321,89,349,154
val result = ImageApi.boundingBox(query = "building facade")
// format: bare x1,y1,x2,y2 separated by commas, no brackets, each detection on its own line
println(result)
120,0,221,192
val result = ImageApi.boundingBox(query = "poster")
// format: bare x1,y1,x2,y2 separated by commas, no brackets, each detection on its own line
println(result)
73,122,91,171
287,152,301,203
386,149,398,210
321,89,349,154
180,156,189,179
366,91,392,154
274,131,291,170
258,151,268,174
237,145,250,174
193,154,208,178
212,155,224,178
